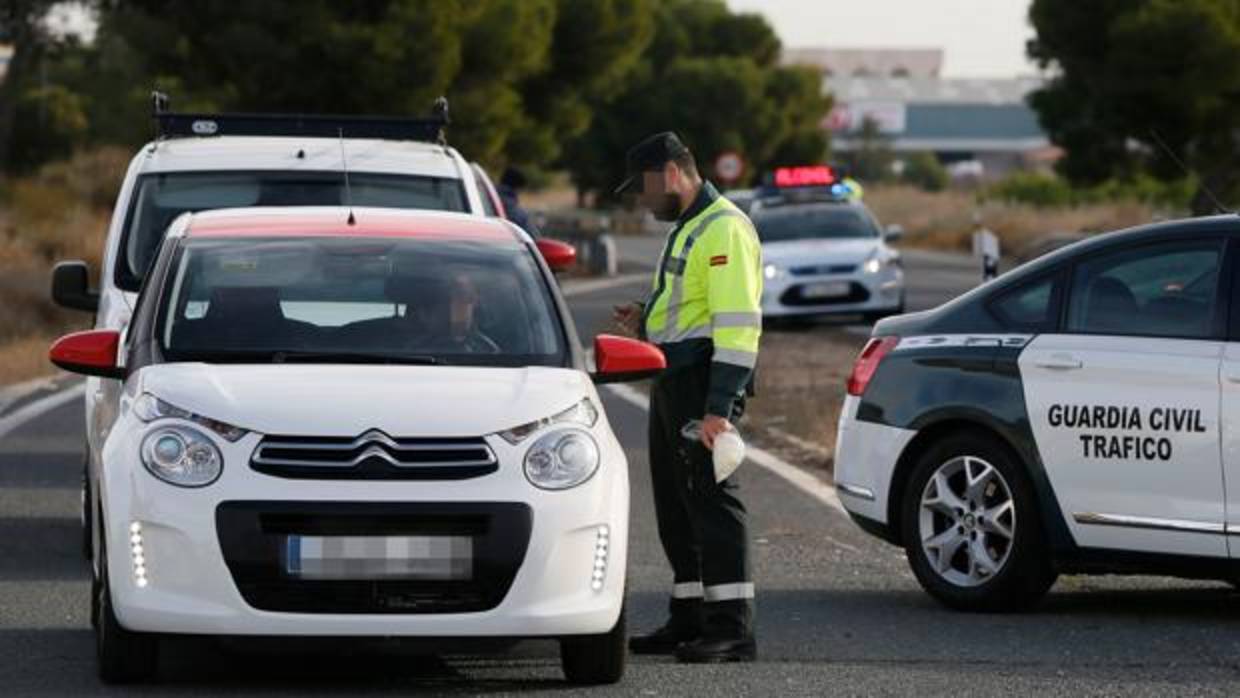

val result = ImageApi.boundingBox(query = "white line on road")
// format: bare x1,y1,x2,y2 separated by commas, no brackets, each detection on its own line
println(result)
560,272,650,298
0,384,85,441
602,382,848,516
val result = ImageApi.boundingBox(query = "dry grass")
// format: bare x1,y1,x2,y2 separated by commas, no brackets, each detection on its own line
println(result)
0,148,127,385
865,185,1171,256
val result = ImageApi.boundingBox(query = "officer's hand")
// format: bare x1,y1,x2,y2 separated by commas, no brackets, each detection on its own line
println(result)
610,303,641,337
700,414,732,450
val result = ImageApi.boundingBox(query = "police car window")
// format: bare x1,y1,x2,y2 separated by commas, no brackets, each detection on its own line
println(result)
158,236,566,368
119,171,468,292
1066,241,1222,339
989,274,1059,332
753,206,878,242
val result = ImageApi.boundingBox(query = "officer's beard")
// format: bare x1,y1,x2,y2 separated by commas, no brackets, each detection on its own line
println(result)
651,193,682,222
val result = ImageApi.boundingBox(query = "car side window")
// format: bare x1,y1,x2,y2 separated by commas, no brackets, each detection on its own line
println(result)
989,273,1060,332
1065,240,1223,339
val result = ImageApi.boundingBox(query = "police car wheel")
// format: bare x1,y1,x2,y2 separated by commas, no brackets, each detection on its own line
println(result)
900,433,1055,612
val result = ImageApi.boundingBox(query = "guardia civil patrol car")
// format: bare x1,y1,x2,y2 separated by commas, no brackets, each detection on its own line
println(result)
835,214,1240,611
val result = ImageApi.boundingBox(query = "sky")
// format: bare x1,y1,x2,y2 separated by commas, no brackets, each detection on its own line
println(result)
725,0,1038,78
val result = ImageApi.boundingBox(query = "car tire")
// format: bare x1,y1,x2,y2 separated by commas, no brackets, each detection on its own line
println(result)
96,535,158,684
559,604,626,685
900,430,1056,612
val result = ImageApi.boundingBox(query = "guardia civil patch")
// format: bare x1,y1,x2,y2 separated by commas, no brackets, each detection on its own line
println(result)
710,254,728,266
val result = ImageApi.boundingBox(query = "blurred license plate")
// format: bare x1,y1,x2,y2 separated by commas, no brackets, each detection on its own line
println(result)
285,535,472,581
801,281,851,299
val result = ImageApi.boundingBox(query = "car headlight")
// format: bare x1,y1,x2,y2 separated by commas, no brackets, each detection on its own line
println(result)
140,426,223,487
132,393,248,442
498,397,599,445
763,263,782,280
863,252,884,274
524,428,600,490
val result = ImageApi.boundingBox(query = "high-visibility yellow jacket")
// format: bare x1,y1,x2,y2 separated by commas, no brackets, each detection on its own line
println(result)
641,182,763,418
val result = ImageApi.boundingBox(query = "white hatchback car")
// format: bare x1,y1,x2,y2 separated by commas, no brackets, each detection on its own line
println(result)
50,207,665,685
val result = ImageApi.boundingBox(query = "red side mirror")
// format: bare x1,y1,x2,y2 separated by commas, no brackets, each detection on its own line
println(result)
536,238,577,272
592,334,666,384
49,330,124,379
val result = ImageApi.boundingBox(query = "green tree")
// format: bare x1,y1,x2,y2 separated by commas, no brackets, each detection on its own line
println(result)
1,0,82,172
1028,0,1240,214
561,0,829,201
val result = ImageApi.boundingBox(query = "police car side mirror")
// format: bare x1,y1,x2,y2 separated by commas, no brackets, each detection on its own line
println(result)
536,238,577,273
49,329,125,380
51,260,100,313
884,224,904,242
591,334,666,384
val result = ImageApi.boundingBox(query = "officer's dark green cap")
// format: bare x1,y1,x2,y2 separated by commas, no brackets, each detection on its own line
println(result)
615,131,691,195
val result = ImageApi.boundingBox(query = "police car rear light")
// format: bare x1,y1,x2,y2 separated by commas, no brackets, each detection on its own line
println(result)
847,336,899,397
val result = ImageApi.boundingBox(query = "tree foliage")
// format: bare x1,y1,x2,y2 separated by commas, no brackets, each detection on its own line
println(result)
1028,0,1240,213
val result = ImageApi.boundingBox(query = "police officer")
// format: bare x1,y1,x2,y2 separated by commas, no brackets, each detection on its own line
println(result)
612,132,763,663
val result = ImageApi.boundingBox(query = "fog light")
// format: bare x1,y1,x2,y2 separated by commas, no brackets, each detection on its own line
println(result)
129,520,149,588
591,525,610,592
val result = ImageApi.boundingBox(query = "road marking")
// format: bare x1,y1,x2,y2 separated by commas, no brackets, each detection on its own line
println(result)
561,273,650,298
601,382,847,515
0,384,85,441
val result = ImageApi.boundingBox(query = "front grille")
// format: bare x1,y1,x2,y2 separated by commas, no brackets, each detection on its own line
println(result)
216,501,533,614
251,430,497,480
789,263,857,276
779,282,871,307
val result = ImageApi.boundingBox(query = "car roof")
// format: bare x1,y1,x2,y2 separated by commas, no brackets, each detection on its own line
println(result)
137,136,463,179
182,206,519,242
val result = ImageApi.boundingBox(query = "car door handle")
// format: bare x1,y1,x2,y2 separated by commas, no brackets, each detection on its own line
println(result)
1034,354,1083,370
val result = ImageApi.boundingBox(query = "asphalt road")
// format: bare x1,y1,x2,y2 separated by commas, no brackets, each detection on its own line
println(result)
3,244,1240,696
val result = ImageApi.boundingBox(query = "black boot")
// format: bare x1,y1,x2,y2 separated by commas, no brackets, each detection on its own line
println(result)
628,598,701,655
675,634,757,663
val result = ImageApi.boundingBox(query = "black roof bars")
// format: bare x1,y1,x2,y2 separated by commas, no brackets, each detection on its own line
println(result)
150,91,450,144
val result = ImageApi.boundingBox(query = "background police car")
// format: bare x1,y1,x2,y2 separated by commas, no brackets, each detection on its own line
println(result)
835,214,1240,610
745,167,905,323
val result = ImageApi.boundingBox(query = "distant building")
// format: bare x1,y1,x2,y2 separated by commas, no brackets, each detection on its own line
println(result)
824,76,1055,180
783,47,943,79
785,48,1057,181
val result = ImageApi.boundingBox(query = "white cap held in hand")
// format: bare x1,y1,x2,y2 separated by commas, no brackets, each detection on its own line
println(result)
712,429,746,483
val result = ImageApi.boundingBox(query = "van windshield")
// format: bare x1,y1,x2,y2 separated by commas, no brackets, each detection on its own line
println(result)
118,171,468,291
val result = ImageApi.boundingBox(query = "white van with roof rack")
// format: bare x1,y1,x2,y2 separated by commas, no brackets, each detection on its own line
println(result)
50,94,502,550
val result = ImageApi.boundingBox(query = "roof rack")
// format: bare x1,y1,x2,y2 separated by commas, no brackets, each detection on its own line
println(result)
150,92,450,144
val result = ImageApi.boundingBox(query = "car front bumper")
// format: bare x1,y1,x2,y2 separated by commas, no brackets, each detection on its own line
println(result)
99,423,628,638
762,265,904,318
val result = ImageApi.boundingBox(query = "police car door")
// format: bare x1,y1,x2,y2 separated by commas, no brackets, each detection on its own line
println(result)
1019,238,1227,557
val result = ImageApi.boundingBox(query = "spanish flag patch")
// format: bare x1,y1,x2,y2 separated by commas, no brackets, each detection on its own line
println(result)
710,254,729,267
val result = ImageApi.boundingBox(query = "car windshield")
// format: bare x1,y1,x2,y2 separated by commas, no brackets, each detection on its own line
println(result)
119,171,469,291
753,205,879,242
156,236,566,368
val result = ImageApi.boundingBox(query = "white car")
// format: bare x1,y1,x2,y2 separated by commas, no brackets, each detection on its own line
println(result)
751,197,905,322
834,214,1240,611
49,100,506,536
49,206,666,685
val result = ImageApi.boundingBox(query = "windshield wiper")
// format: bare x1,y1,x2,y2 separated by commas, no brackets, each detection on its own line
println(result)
270,351,439,365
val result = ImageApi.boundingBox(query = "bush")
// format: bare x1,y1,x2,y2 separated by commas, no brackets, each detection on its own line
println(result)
987,171,1194,210
901,151,949,192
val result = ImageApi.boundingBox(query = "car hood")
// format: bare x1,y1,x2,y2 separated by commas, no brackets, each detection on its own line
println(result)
132,363,593,437
762,238,881,267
